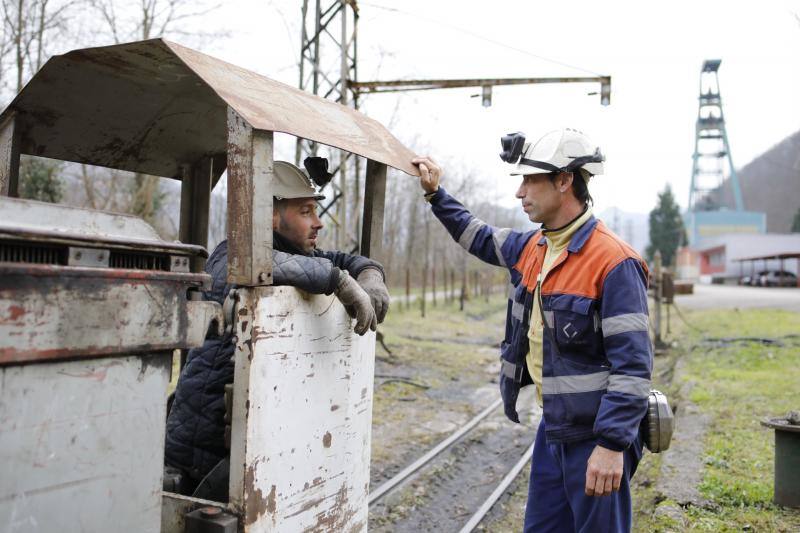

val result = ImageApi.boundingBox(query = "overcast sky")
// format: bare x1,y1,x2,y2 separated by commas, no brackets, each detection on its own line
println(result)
199,0,800,214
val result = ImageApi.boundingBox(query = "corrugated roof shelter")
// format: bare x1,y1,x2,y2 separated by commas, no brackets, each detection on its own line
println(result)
0,38,417,178
0,38,416,284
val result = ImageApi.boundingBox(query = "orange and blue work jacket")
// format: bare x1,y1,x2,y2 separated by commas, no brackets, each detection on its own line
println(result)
429,187,652,451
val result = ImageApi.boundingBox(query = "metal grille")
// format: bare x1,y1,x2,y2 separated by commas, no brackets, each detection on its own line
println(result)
109,251,169,271
0,241,67,265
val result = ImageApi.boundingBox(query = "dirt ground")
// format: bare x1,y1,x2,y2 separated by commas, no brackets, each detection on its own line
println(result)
369,292,538,531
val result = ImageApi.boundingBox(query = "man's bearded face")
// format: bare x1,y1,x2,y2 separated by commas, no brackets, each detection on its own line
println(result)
273,197,323,253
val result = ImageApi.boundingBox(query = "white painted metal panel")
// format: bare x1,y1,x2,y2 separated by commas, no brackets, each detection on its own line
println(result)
233,287,374,532
0,354,171,533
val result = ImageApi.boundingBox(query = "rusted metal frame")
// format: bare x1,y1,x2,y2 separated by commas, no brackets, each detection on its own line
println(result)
360,159,386,259
0,264,219,365
353,156,361,250
351,75,610,93
179,157,213,273
0,229,207,257
227,287,375,529
226,108,274,287
0,112,21,197
227,288,255,516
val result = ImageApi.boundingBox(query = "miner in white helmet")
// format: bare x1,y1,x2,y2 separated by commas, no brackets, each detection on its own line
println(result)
413,129,652,533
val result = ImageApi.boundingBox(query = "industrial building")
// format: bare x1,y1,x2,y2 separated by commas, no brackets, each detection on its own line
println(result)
677,60,799,284
679,233,800,284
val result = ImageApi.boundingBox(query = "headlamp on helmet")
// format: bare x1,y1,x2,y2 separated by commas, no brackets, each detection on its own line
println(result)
499,132,527,164
303,156,334,188
500,128,605,177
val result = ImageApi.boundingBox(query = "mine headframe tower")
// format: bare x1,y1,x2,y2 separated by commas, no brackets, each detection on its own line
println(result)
688,59,744,213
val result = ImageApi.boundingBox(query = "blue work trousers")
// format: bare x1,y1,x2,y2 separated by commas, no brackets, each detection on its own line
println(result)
523,420,642,533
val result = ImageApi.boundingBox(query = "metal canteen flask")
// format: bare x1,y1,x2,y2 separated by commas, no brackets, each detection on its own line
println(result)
642,389,674,453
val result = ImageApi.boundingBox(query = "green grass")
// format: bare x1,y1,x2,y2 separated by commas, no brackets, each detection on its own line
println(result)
671,309,800,532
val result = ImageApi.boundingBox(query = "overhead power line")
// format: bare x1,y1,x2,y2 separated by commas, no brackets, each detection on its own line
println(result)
359,1,604,77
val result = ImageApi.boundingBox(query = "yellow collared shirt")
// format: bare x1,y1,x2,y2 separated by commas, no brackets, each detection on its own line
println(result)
527,207,593,406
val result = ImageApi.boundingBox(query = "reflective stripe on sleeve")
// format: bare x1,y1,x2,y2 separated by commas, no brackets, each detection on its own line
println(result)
492,228,512,267
541,371,609,395
511,300,525,321
457,218,485,251
602,313,649,337
608,374,651,397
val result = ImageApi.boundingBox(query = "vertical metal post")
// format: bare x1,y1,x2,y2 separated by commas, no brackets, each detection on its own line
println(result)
0,113,21,197
405,268,410,310
779,258,785,286
226,107,274,286
228,289,255,515
654,250,663,346
432,267,436,307
360,159,386,259
179,157,215,273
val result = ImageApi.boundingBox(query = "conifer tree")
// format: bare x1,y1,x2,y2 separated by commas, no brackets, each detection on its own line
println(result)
646,185,685,266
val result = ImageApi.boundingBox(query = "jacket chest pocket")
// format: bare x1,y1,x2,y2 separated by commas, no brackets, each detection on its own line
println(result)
548,296,598,348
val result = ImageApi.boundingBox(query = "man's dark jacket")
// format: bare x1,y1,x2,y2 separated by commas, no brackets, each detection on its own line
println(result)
164,233,383,481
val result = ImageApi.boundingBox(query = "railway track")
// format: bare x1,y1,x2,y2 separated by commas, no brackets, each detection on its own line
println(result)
369,388,541,532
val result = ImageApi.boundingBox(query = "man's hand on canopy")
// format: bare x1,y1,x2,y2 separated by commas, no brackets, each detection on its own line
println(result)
412,156,443,194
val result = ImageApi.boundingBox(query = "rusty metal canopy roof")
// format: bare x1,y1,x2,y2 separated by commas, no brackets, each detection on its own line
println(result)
1,38,418,178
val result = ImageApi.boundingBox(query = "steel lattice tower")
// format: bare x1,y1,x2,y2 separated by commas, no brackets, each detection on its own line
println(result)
296,0,360,251
688,59,744,212
296,0,611,252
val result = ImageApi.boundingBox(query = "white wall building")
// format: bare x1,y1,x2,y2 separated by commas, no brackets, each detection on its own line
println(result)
696,233,800,283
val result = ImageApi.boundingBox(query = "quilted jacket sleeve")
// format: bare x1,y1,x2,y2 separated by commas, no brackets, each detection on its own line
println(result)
428,187,533,270
204,240,340,304
594,258,653,451
273,249,340,295
315,250,385,280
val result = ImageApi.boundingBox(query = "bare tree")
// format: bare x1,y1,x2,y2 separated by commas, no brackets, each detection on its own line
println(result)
87,0,224,43
0,0,79,202
1,0,77,95
79,0,225,236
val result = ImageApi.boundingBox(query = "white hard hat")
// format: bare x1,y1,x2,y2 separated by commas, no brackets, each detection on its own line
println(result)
273,161,325,200
505,129,604,176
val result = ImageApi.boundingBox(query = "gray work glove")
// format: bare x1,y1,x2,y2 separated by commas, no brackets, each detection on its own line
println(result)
356,267,390,323
334,271,377,335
